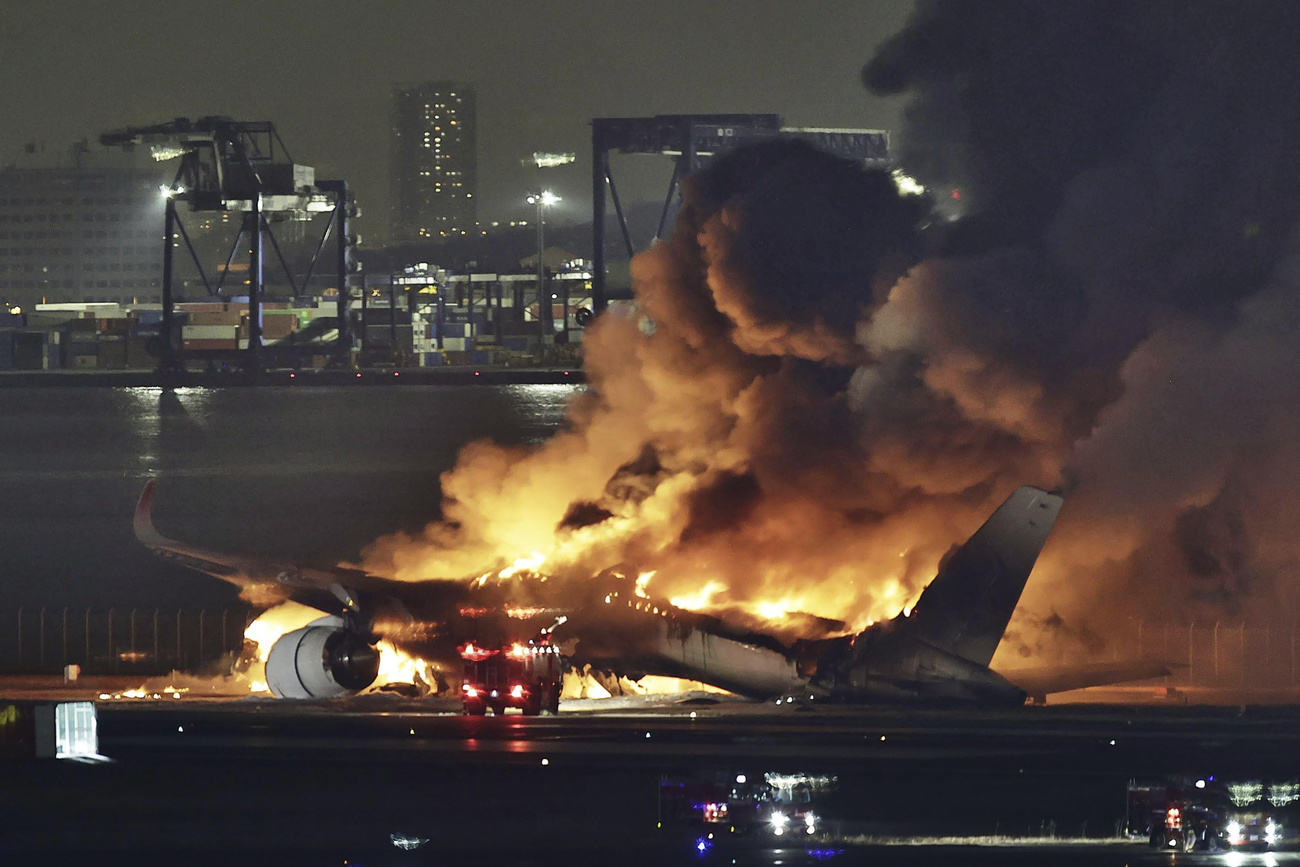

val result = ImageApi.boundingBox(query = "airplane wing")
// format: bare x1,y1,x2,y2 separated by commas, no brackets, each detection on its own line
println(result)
134,479,370,616
997,659,1173,701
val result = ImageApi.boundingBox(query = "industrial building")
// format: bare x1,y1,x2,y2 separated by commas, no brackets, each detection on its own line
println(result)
389,82,478,242
0,143,165,308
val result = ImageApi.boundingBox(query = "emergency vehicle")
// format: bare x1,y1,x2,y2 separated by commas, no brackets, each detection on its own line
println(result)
460,639,563,716
1129,777,1289,852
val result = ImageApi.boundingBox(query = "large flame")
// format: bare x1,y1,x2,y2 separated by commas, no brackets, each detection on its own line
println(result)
357,143,954,639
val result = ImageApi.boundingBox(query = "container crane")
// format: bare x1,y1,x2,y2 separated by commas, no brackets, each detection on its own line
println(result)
100,117,358,371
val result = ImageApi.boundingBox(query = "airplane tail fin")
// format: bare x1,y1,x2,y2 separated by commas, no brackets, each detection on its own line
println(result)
904,486,1063,668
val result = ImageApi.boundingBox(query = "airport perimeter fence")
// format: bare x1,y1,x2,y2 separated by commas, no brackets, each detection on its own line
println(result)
0,606,252,677
1090,619,1300,692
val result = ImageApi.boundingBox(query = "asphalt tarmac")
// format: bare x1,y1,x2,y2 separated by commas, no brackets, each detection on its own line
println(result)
7,694,1300,864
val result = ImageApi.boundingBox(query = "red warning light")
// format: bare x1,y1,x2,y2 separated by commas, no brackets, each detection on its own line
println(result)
459,642,500,662
951,189,962,201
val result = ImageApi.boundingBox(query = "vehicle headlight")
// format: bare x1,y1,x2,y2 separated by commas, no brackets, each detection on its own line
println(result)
770,812,788,835
1227,820,1243,843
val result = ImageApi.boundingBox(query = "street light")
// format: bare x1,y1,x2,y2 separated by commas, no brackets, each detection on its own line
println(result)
526,191,561,332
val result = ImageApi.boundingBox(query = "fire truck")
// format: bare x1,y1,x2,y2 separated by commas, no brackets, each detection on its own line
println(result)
1129,777,1291,852
459,639,563,716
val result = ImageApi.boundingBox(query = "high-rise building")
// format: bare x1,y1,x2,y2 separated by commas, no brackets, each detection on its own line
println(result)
0,143,165,307
390,81,477,243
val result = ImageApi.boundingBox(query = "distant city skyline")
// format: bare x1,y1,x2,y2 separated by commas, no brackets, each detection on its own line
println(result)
0,2,913,242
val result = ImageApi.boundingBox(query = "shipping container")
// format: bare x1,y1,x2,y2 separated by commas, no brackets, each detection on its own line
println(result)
124,338,155,367
182,339,239,351
13,332,49,370
186,311,243,327
421,352,444,367
96,335,128,370
261,317,298,340
362,308,412,326
181,325,239,340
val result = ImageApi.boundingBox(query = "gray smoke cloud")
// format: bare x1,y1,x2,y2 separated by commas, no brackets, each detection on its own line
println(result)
862,0,1300,660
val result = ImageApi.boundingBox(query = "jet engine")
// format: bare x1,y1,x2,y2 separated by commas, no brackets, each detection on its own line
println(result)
265,616,381,699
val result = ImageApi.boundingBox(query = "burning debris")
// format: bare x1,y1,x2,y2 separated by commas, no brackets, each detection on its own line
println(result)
98,685,187,701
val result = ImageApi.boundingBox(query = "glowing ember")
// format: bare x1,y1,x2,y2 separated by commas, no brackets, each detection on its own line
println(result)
99,684,189,701
243,601,320,663
634,570,656,599
630,675,731,696
753,600,798,621
669,581,726,611
499,552,546,579
559,669,731,700
374,640,437,691
505,606,563,619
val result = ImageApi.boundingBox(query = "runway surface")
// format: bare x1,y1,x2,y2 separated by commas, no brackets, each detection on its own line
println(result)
8,693,1300,863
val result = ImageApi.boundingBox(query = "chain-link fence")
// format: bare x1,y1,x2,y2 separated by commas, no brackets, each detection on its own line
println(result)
0,607,251,676
1108,620,1300,691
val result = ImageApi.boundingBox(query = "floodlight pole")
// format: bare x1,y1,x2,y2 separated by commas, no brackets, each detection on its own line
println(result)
536,196,548,334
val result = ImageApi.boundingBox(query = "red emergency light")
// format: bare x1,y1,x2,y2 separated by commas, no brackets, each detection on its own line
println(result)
459,642,501,662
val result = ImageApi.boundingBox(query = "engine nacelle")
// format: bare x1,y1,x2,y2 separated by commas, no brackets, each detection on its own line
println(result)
265,617,381,699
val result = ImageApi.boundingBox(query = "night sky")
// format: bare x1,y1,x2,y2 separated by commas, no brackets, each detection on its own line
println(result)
1,1,913,239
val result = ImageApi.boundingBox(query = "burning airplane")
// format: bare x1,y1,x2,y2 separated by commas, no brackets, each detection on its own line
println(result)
136,479,1164,704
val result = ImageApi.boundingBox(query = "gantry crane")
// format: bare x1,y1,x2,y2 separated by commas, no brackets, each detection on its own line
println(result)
101,117,359,371
589,115,890,314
